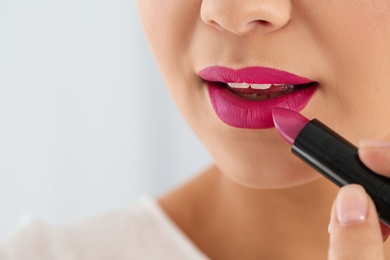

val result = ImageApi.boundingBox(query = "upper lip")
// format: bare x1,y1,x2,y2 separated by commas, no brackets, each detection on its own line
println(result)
198,66,315,85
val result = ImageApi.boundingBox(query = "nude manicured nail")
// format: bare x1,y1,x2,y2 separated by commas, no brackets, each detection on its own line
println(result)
336,185,368,225
359,140,390,149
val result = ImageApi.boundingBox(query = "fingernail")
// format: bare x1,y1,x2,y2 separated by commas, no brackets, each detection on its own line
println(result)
336,185,368,225
359,139,390,149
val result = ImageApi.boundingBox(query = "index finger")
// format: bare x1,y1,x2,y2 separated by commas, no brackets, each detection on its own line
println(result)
358,140,390,176
358,140,390,240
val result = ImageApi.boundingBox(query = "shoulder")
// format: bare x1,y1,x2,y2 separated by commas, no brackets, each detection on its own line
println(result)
0,217,53,259
0,198,152,259
0,197,208,260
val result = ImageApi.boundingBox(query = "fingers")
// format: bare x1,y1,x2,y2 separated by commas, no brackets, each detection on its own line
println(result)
358,139,390,240
328,185,385,260
358,140,390,176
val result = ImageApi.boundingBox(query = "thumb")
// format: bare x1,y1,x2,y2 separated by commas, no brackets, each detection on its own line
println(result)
328,185,385,260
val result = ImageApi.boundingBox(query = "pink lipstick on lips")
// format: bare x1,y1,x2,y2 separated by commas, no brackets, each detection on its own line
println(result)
272,107,390,238
199,66,318,129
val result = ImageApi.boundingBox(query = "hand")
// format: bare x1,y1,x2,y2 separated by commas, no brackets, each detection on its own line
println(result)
328,140,390,260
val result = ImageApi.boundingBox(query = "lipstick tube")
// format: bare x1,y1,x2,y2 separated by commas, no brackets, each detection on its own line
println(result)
273,107,390,226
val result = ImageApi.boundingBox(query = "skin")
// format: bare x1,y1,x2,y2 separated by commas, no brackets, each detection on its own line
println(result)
137,0,390,259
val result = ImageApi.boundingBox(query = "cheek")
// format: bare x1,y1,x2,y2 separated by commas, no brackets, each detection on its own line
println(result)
299,1,390,139
299,0,390,72
300,1,390,60
137,0,205,129
137,0,199,76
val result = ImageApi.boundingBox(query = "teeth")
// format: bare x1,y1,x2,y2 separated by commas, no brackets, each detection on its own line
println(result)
227,83,250,89
227,83,274,90
251,84,272,90
227,82,297,91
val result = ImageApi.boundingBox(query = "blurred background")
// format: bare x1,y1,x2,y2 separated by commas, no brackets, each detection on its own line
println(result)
0,0,211,237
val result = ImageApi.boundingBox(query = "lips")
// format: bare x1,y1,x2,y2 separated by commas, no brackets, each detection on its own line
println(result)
199,66,318,129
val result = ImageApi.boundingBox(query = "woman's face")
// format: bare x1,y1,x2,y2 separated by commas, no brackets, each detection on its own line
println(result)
137,0,390,188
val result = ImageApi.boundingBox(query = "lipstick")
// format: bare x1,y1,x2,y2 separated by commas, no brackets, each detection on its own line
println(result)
272,107,390,226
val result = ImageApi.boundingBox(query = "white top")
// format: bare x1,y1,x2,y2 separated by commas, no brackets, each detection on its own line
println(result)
0,197,209,260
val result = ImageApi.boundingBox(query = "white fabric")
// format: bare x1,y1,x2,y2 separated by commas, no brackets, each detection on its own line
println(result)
0,198,208,260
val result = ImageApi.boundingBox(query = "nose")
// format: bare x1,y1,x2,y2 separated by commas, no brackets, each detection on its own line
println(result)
200,0,292,35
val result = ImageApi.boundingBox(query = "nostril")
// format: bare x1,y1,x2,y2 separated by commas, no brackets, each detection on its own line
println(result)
247,20,274,30
208,20,219,27
204,19,226,32
256,20,271,26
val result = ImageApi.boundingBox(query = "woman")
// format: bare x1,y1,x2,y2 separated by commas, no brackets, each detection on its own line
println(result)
137,0,390,259
1,1,390,259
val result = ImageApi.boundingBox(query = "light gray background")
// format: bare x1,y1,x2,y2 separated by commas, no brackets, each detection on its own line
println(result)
0,0,211,237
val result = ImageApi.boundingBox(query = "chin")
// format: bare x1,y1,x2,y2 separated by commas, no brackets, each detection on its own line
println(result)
217,157,322,190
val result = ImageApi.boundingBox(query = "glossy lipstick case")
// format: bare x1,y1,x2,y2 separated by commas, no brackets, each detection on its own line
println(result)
273,107,390,226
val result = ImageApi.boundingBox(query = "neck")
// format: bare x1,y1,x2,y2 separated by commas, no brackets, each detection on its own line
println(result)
159,165,339,260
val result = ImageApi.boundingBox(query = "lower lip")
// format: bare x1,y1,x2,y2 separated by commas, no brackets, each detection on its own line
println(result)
206,82,318,129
